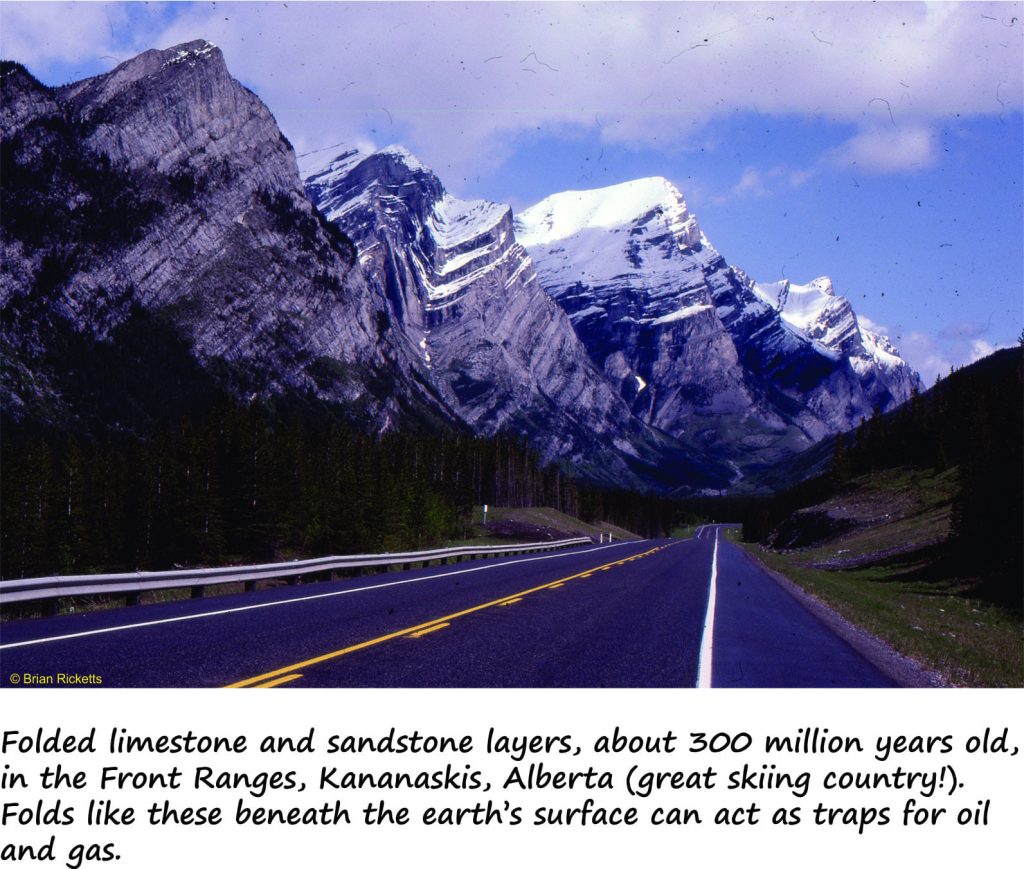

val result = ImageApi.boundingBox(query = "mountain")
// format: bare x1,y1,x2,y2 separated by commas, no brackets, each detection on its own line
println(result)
303,147,730,491
751,275,918,405
516,177,920,479
1,43,453,434
2,39,919,495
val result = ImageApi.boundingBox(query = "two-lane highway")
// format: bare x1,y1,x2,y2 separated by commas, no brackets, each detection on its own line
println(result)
0,530,896,687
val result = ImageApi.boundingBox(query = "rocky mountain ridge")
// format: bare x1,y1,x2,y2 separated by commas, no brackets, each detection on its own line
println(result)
1,42,455,434
303,146,730,491
2,39,919,494
516,177,920,477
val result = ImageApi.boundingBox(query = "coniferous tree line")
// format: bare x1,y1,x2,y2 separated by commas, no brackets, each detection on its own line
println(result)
743,347,1023,606
1,400,582,580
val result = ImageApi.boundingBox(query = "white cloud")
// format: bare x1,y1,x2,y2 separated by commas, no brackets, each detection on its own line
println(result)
732,166,771,198
3,1,1019,181
0,2,124,69
857,314,888,336
970,338,998,361
787,168,817,188
727,163,818,200
829,125,937,173
899,326,1006,385
901,332,954,385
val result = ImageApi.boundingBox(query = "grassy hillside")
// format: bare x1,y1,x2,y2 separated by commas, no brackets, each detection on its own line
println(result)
738,467,1022,687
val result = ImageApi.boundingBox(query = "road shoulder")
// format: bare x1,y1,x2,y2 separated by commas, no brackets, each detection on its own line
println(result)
728,541,947,688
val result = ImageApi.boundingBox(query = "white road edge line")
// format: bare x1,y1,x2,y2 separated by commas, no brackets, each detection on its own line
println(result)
696,526,719,688
1,541,642,651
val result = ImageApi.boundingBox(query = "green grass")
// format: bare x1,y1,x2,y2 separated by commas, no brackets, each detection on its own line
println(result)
671,524,703,540
737,468,1023,687
455,506,642,544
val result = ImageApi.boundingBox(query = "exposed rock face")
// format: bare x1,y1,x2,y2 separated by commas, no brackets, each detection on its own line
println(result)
1,44,452,432
2,39,918,493
516,178,920,478
304,148,730,491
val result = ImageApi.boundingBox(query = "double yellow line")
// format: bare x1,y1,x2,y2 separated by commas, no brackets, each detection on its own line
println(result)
228,543,669,688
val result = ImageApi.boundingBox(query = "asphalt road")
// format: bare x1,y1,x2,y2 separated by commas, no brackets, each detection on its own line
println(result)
0,530,895,688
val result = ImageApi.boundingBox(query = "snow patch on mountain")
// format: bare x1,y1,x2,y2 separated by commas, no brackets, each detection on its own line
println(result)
650,303,713,325
162,41,218,68
297,146,369,184
860,328,907,371
431,195,509,249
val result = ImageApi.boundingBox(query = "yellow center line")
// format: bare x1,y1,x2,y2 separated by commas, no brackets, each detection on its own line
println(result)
407,622,451,638
225,543,664,688
498,598,523,606
549,583,565,589
253,673,303,689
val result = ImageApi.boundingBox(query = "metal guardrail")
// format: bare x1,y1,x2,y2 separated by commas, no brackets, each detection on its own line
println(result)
0,537,594,608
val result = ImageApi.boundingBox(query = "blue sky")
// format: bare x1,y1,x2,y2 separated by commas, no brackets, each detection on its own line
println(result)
2,1,1021,381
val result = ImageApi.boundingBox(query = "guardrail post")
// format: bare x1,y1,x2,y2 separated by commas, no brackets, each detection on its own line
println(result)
191,586,204,599
244,580,256,592
125,591,140,607
43,598,59,618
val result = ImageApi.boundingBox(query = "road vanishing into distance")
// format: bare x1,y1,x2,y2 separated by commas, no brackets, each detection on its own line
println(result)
0,528,895,688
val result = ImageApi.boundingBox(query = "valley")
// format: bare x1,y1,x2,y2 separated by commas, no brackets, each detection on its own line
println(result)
1,38,1018,689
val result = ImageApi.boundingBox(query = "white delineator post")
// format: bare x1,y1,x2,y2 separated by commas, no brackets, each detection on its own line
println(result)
483,504,488,525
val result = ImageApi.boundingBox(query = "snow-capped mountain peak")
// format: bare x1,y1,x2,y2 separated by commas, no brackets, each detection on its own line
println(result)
859,328,908,372
513,177,709,309
519,176,921,476
753,275,859,350
297,143,430,185
751,274,914,384
515,176,700,247
376,143,428,172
